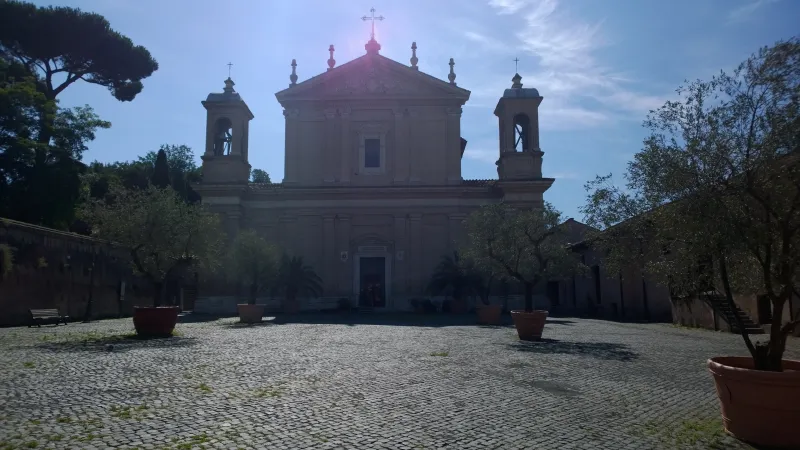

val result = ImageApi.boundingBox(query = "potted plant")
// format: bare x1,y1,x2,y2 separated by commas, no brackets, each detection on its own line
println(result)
463,203,585,340
273,254,322,314
81,185,223,337
581,39,800,447
227,230,279,323
426,251,481,315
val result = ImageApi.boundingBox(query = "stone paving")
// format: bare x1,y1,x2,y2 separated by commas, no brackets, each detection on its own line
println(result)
0,314,798,450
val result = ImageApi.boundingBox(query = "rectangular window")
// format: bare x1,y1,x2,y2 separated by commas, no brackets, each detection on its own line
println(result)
364,138,381,168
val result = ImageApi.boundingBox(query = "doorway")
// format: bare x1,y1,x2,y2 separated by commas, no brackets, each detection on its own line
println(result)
546,281,560,311
358,257,386,308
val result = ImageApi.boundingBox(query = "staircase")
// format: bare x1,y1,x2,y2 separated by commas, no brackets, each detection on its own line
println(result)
704,294,764,334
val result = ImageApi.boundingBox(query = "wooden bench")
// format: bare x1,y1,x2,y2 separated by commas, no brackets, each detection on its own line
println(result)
28,309,69,327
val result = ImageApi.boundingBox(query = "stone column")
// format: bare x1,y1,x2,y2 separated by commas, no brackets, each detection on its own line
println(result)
503,110,515,153
283,109,300,184
408,214,423,293
322,214,336,294
446,107,462,184
393,108,408,184
448,214,467,252
336,215,352,297
204,114,214,156
340,107,351,183
323,108,338,183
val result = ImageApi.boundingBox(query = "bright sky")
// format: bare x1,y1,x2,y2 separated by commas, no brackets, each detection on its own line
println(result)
36,0,798,221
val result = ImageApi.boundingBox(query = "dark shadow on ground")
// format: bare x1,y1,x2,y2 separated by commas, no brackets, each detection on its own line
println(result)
545,319,575,326
36,334,198,353
177,313,235,323
270,313,504,328
220,321,280,329
508,338,638,362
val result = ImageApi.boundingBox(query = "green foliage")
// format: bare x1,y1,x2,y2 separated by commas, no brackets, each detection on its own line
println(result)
273,254,322,302
0,59,109,228
0,1,158,103
80,185,224,305
463,203,586,311
0,243,14,278
226,230,279,304
83,144,201,204
150,148,170,189
250,168,271,184
426,251,483,302
581,38,800,371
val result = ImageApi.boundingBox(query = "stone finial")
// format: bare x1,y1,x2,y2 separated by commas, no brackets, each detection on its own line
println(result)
511,73,523,89
448,58,456,85
410,42,419,70
223,77,235,93
289,59,298,86
327,45,336,71
365,38,381,55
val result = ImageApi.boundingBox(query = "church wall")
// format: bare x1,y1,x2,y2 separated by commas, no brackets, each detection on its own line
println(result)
296,116,324,185
409,107,449,185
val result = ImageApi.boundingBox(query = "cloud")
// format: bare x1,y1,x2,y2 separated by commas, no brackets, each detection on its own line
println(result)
727,0,780,24
472,0,668,130
489,0,528,14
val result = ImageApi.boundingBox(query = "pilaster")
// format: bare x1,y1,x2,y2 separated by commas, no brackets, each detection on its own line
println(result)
446,107,462,184
407,108,421,184
279,214,298,254
322,214,336,292
283,109,300,184
408,213,423,293
336,214,352,295
393,215,407,295
324,108,338,183
340,107,352,183
448,213,467,252
393,108,408,184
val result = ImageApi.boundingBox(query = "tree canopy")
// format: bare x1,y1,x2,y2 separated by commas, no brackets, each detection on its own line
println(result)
250,168,271,184
80,185,224,306
0,59,109,228
581,38,800,371
0,1,158,103
226,230,279,304
462,203,585,312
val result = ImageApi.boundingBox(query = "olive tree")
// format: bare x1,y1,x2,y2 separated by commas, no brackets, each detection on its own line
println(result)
462,203,586,312
226,230,280,305
82,185,224,306
582,38,800,371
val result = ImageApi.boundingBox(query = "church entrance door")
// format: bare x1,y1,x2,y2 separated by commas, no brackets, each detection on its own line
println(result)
358,257,386,308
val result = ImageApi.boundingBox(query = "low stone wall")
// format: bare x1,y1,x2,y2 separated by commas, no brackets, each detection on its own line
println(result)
671,297,725,330
0,218,151,326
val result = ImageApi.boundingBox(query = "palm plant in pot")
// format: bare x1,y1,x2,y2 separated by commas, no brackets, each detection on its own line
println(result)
273,254,322,314
426,251,481,315
463,202,585,340
581,39,800,448
226,230,279,323
81,185,223,337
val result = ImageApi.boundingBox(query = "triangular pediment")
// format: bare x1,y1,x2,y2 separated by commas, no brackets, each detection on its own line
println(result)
275,54,470,103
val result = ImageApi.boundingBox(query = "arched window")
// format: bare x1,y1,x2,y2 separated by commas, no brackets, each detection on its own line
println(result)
513,113,530,152
213,117,233,156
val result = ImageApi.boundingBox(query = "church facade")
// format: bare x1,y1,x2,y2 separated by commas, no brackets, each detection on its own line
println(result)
194,36,554,311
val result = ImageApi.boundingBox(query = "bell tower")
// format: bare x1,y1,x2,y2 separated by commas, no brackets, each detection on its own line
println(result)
201,77,254,184
494,73,544,180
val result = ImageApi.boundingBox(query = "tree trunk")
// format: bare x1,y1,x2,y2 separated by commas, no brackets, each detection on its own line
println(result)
524,282,533,313
249,282,258,305
152,281,164,307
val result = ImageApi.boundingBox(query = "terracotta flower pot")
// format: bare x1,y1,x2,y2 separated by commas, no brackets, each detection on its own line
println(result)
133,306,179,337
708,356,800,448
510,310,548,341
237,304,265,324
476,304,502,325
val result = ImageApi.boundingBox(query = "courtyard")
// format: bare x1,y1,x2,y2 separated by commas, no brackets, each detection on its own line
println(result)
1,315,797,450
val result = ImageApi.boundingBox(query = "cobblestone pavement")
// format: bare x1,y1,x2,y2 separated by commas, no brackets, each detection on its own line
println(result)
1,314,798,450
